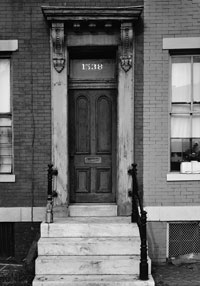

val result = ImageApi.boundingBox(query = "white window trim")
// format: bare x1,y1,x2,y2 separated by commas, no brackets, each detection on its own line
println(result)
163,37,200,50
0,40,18,52
167,173,200,181
163,37,200,181
0,174,15,182
0,40,18,178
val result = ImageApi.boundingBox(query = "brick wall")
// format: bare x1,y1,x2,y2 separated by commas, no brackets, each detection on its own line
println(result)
143,0,200,206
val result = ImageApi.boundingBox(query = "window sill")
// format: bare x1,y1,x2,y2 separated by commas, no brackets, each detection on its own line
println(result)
0,174,15,182
167,173,200,181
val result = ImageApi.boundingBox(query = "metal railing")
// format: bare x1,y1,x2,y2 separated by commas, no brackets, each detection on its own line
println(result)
46,164,58,223
128,163,148,280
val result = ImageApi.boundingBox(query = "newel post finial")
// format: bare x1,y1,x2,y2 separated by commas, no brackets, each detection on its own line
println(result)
51,22,65,73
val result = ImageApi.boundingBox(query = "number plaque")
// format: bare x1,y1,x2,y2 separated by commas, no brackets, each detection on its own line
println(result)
70,59,115,80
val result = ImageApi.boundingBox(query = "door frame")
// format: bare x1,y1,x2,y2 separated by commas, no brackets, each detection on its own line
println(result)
42,6,143,215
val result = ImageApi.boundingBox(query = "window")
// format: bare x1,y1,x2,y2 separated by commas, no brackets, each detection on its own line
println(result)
0,58,13,173
170,56,200,172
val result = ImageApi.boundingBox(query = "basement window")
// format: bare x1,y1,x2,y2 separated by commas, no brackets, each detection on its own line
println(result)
168,222,200,259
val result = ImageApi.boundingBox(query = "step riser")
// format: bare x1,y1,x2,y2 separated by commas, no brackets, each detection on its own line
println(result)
38,237,140,256
69,205,118,217
35,256,140,275
33,275,155,286
33,280,154,286
41,223,139,238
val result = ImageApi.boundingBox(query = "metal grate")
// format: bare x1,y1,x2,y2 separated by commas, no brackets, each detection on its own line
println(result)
169,222,200,258
0,223,14,258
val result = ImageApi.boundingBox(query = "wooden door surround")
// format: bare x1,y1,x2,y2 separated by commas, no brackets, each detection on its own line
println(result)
42,6,143,215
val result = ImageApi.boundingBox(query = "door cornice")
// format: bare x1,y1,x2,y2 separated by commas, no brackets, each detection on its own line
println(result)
41,6,143,22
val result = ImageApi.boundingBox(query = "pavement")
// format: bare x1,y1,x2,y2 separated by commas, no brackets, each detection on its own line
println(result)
152,262,200,286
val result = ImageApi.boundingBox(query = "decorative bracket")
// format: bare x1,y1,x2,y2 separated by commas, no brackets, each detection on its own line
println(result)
51,23,65,73
120,22,133,72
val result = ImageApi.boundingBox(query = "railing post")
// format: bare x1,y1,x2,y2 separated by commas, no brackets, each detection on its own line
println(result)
46,164,58,223
128,164,138,223
128,163,149,281
140,210,148,280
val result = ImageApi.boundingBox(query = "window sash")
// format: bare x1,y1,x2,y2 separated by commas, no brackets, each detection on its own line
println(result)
0,58,12,174
170,55,200,172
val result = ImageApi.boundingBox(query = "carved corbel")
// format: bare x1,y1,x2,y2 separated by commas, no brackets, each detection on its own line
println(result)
120,22,133,72
51,23,65,73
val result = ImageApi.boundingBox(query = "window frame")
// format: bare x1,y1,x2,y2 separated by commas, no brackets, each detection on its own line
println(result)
0,55,15,181
168,53,200,180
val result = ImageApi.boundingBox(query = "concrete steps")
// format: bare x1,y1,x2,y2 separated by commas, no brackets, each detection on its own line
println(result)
69,203,118,217
33,206,154,286
38,237,141,256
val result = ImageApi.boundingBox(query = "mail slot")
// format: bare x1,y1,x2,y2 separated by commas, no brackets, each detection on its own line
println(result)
85,157,102,164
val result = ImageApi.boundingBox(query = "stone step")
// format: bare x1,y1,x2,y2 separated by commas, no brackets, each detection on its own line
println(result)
33,274,155,286
35,255,141,275
38,237,140,256
69,203,118,217
41,217,139,238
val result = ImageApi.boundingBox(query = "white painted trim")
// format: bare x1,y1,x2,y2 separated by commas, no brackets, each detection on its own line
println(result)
163,37,200,50
167,173,200,181
0,207,45,222
0,174,15,182
145,206,200,221
0,40,18,51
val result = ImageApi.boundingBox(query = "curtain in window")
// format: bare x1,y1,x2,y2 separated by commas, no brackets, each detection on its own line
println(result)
0,59,10,113
172,60,191,103
171,115,190,138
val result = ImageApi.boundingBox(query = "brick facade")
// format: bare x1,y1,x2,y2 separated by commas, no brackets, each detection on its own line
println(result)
144,0,200,262
144,0,200,207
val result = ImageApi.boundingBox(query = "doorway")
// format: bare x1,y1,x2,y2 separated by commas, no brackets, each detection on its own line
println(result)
68,48,117,203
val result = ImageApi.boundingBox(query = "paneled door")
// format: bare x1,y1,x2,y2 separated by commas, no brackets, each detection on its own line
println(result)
69,89,116,203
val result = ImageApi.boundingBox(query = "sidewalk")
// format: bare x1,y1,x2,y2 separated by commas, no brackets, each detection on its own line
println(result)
152,262,200,286
0,258,34,286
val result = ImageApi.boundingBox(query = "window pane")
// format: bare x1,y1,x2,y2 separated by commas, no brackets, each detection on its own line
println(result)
193,103,200,112
0,126,12,173
193,57,200,102
171,139,190,171
171,115,190,138
171,104,190,113
0,59,10,113
192,116,200,137
191,139,200,161
172,57,191,103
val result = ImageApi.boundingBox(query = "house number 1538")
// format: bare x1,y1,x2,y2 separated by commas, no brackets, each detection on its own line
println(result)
82,63,103,70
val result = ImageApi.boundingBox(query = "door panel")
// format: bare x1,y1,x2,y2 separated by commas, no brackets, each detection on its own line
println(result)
97,96,112,153
76,95,90,153
69,89,116,203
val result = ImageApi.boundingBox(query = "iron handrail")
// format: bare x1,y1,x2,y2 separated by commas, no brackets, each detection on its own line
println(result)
46,164,58,223
128,163,148,281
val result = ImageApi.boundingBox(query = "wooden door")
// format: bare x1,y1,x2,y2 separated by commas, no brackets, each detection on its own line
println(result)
69,89,116,203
